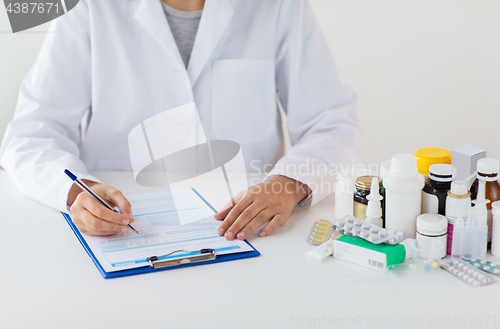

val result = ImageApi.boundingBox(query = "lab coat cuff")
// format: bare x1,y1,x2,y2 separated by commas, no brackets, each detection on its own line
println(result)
58,172,102,213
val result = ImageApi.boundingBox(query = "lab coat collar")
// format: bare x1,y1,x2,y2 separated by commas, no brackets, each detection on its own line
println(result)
187,0,234,86
134,0,185,69
134,0,233,86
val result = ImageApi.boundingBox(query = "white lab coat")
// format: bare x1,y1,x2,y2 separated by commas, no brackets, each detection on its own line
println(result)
0,0,361,213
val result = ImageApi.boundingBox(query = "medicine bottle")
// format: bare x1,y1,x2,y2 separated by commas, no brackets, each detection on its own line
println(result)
335,171,356,220
470,158,500,241
416,214,448,259
353,176,381,221
383,154,425,238
422,164,456,215
413,147,452,177
445,180,471,254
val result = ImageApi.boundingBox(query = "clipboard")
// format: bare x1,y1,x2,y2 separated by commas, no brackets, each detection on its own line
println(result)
61,189,260,279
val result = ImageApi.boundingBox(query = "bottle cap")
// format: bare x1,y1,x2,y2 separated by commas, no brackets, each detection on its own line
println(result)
413,147,452,175
355,175,381,191
449,180,469,196
428,164,457,182
365,177,383,218
390,154,418,175
477,158,499,176
379,160,391,180
416,214,448,236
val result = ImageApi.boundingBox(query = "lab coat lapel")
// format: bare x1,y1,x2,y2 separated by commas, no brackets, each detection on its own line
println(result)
188,0,233,86
134,0,184,69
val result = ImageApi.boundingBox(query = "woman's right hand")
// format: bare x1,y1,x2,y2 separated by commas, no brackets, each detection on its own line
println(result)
68,181,135,236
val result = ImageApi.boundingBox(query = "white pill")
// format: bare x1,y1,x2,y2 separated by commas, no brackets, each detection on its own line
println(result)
491,263,498,267
457,272,464,278
463,275,470,280
370,227,379,233
361,231,369,238
468,278,475,284
345,223,353,230
481,260,487,264
362,223,371,230
474,263,480,267
353,227,361,235
453,260,459,265
389,239,396,244
337,219,346,226
347,217,355,223
494,269,500,274
369,233,379,242
379,229,388,237
484,266,491,270
458,263,464,268
471,258,477,262
396,231,404,237
354,219,362,226
478,274,485,280
473,281,481,287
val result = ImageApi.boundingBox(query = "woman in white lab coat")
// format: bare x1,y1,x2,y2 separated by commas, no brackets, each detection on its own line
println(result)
0,0,361,238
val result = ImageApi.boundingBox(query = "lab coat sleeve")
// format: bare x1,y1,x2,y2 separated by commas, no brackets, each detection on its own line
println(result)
267,0,362,207
0,0,102,213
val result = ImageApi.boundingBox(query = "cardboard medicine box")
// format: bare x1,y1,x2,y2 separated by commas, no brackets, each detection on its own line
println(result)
333,235,406,271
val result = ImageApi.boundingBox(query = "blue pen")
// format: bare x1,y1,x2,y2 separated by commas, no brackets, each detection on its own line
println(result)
64,169,139,234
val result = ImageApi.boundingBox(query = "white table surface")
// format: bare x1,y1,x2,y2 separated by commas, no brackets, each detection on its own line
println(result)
1,170,499,329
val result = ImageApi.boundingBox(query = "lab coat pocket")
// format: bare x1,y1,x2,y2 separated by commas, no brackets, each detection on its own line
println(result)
212,59,276,144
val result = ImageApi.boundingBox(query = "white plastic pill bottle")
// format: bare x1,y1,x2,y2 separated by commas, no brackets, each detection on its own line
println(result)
416,214,448,259
383,154,425,238
491,201,500,257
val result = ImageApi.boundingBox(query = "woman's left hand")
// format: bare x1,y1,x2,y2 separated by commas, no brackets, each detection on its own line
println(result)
214,175,310,240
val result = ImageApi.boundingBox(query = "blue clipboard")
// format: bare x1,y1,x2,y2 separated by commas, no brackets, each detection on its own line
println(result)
61,188,260,279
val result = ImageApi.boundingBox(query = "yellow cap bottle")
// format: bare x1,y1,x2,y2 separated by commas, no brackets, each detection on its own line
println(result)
413,147,452,176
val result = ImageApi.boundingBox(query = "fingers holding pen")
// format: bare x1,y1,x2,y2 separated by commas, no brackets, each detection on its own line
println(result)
70,192,130,235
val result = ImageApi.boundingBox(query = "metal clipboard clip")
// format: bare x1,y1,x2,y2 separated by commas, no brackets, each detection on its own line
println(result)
146,248,216,269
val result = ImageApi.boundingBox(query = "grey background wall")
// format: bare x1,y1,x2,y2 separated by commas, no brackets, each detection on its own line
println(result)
1,0,499,170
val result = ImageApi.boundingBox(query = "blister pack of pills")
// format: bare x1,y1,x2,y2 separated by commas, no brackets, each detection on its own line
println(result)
332,215,408,245
307,219,334,245
464,259,500,276
441,260,495,287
